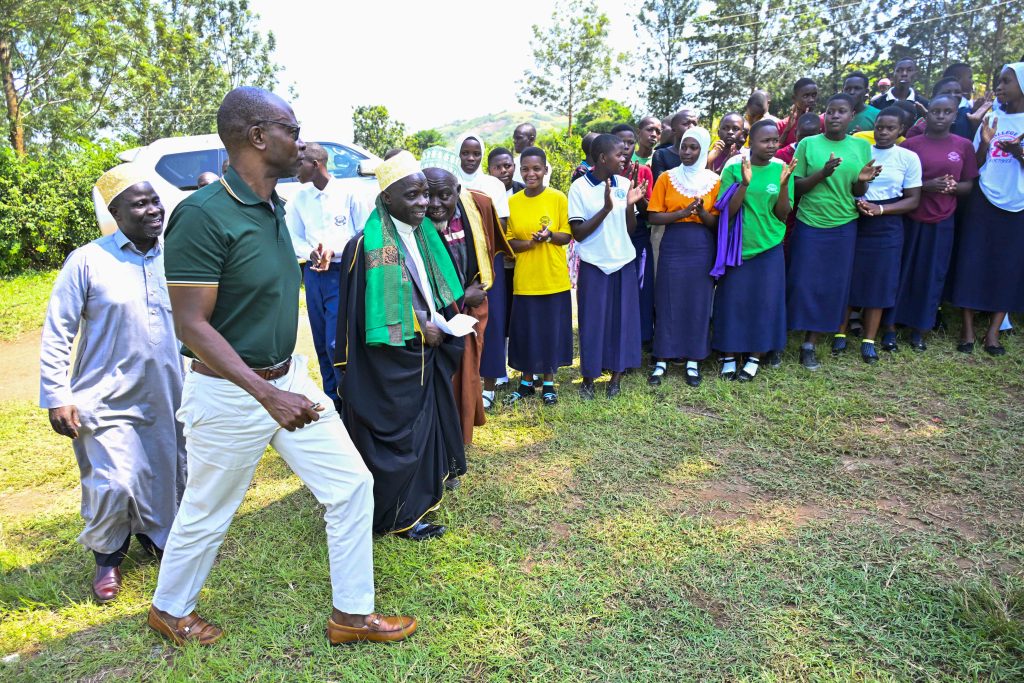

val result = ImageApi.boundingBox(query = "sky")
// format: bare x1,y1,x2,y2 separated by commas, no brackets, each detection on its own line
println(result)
248,0,640,141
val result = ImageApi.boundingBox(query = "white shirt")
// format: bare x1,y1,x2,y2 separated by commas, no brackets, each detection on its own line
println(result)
568,173,635,275
284,177,371,261
974,110,1024,212
864,145,922,202
464,173,510,219
394,218,437,319
512,153,552,187
880,86,922,102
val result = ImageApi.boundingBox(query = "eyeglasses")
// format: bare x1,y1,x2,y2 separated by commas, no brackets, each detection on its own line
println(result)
254,120,301,140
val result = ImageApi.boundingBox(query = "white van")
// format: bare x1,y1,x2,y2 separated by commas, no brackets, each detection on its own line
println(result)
95,133,381,235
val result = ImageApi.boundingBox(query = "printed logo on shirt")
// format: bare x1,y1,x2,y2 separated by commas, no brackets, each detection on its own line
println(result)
614,188,627,201
766,183,779,194
991,132,1020,160
946,151,962,163
334,215,348,226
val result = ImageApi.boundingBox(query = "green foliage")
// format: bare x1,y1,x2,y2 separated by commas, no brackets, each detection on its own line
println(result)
634,0,697,118
0,0,279,152
434,110,568,147
535,129,582,193
517,0,622,136
110,0,280,145
0,142,122,275
403,128,445,156
575,98,634,134
352,105,406,158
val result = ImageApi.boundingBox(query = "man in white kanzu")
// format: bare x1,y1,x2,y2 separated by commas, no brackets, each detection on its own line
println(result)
40,164,187,604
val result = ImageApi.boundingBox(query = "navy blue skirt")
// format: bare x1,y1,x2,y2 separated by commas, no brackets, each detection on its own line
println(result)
848,204,904,309
951,189,1024,313
632,226,655,343
653,223,715,360
578,260,642,377
507,290,574,375
786,219,857,333
712,244,787,352
481,253,509,378
892,215,955,329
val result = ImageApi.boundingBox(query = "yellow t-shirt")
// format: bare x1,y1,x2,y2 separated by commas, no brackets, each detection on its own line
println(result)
507,188,571,295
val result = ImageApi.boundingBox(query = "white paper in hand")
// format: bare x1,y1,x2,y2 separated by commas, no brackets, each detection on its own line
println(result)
434,313,478,337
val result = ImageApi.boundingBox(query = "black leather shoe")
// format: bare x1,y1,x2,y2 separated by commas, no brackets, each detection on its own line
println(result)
579,383,595,401
985,344,1006,356
957,342,974,354
684,367,702,387
647,370,663,386
880,332,898,352
399,522,446,541
606,382,621,398
444,477,461,490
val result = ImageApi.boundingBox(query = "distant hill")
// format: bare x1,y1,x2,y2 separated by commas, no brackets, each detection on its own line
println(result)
433,109,567,146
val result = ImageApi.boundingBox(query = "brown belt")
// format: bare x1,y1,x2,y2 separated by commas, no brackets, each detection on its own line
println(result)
191,358,291,381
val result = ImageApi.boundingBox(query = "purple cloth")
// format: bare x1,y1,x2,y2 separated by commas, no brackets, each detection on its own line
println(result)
710,182,744,278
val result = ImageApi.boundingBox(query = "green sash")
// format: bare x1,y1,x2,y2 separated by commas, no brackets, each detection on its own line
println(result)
363,195,464,346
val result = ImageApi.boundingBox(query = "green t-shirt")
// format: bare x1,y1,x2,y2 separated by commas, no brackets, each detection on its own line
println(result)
794,134,872,228
164,167,301,368
632,151,652,166
720,160,794,258
848,105,880,134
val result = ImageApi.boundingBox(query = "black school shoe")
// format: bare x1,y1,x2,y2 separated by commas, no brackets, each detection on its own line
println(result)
957,341,974,354
800,346,820,371
880,331,898,352
578,383,595,401
684,364,702,387
765,350,783,368
503,381,536,406
541,385,558,405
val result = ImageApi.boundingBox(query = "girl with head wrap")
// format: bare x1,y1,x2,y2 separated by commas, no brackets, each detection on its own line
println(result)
950,63,1024,355
646,126,721,387
455,132,511,225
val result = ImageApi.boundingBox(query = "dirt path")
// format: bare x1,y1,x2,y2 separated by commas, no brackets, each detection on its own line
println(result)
0,314,319,404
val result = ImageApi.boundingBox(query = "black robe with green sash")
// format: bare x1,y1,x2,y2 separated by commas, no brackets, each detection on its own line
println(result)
335,234,466,534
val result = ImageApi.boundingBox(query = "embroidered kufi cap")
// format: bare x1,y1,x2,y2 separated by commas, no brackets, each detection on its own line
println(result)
376,151,422,191
94,163,151,207
420,146,461,176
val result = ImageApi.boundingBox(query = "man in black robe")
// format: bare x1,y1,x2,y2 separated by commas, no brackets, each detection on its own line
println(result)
335,151,466,541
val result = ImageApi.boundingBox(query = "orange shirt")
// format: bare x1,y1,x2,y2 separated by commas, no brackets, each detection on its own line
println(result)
648,173,721,223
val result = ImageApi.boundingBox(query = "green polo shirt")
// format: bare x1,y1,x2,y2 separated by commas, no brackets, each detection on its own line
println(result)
164,167,300,367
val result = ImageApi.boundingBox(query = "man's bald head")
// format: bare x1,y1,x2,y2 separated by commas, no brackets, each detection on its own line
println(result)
217,86,294,151
513,123,537,153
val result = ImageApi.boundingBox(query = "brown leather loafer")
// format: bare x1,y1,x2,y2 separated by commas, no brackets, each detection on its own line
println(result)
327,613,417,645
148,605,223,646
92,565,122,604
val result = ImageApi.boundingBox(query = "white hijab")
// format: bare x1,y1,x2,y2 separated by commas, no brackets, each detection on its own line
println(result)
668,126,719,198
454,131,485,184
994,62,1024,114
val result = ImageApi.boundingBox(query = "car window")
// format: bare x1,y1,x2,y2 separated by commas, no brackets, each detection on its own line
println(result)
155,149,226,190
278,142,368,183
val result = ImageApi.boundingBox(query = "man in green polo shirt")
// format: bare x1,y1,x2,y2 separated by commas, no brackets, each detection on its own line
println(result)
147,86,416,647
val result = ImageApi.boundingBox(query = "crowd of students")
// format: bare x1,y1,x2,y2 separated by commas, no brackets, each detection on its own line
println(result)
470,58,1024,404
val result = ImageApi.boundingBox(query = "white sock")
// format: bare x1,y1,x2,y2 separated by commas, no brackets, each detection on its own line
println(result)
742,358,760,377
721,357,737,375
482,389,495,401
686,361,699,376
651,361,667,376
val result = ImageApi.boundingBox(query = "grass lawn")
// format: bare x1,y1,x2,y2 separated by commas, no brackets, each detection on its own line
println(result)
1,268,1022,681
0,271,58,342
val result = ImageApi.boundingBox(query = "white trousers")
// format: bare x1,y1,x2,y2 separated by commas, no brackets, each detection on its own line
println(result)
151,356,375,617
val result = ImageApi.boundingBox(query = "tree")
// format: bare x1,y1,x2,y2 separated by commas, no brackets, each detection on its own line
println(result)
352,105,405,157
0,0,138,154
404,128,444,156
633,0,696,118
109,0,279,145
575,98,633,133
517,0,620,136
